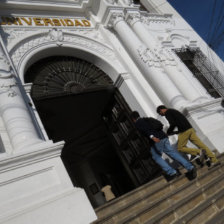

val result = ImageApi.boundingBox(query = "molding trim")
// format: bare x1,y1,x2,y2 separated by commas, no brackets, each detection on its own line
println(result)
8,30,117,70
141,12,174,25
0,0,90,13
0,141,64,173
114,73,130,88
184,98,224,118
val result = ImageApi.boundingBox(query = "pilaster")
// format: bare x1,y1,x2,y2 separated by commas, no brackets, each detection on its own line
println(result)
126,10,205,103
106,9,187,109
0,45,45,152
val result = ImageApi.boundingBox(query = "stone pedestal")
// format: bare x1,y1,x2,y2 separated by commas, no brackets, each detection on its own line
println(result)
185,99,224,153
0,142,97,224
0,43,96,224
101,185,116,202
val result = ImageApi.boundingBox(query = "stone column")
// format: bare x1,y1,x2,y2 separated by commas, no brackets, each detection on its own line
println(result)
126,12,204,102
0,45,43,152
107,11,187,108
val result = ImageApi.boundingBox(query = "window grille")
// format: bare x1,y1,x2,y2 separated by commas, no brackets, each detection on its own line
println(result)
174,47,224,98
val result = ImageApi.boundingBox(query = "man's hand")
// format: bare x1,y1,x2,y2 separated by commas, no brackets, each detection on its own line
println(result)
152,137,160,142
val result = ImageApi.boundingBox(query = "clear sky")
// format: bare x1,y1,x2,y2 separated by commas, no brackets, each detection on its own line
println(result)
167,0,224,61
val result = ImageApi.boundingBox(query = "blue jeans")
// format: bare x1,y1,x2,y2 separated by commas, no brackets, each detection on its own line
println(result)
151,138,194,176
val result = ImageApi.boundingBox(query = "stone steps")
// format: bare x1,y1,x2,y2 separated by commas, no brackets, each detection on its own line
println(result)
121,163,224,224
173,188,224,224
93,176,166,222
146,164,224,224
92,153,224,224
205,207,224,224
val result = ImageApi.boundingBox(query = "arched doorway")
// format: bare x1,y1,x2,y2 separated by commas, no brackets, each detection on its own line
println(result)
25,56,160,208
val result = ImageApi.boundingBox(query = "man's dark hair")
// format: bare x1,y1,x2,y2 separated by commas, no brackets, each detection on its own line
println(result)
156,105,167,114
131,111,140,120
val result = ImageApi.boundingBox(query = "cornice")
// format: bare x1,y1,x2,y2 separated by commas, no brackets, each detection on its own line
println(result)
125,11,141,26
141,12,173,19
0,141,64,173
101,7,125,27
107,10,125,28
0,0,91,13
101,3,139,26
183,98,223,118
141,12,174,25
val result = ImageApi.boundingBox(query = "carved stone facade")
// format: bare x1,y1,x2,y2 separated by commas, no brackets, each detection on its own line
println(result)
137,45,161,67
0,1,224,224
9,30,117,70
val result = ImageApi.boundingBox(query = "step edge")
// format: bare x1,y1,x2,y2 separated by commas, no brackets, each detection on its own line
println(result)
205,207,224,224
94,164,224,223
120,167,224,224
95,154,224,213
145,171,224,224
174,188,224,224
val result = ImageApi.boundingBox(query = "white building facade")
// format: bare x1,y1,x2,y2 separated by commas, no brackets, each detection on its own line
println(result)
0,0,224,223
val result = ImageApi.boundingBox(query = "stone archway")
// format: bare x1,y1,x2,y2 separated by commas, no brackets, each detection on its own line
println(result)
24,53,160,208
8,30,122,84
25,56,114,99
25,56,137,208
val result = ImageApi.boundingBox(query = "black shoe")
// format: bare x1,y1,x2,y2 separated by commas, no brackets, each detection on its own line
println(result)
186,166,197,180
176,169,182,177
164,173,178,182
196,158,204,167
205,158,211,167
208,161,221,170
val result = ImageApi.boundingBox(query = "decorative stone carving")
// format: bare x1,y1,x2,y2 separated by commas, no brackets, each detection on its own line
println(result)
0,46,12,79
125,12,177,67
0,82,17,98
119,0,133,6
64,35,115,58
126,12,141,26
137,45,161,68
74,30,107,45
141,14,175,27
0,46,17,100
107,12,125,28
11,35,47,68
7,89,17,97
48,28,64,45
1,28,39,47
105,0,116,4
10,32,117,70
156,48,176,66
0,46,17,98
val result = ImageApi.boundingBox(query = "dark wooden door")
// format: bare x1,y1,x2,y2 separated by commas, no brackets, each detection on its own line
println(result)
103,89,161,186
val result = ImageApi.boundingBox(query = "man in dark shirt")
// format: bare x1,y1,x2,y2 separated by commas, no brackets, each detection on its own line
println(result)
156,105,219,168
131,111,196,181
